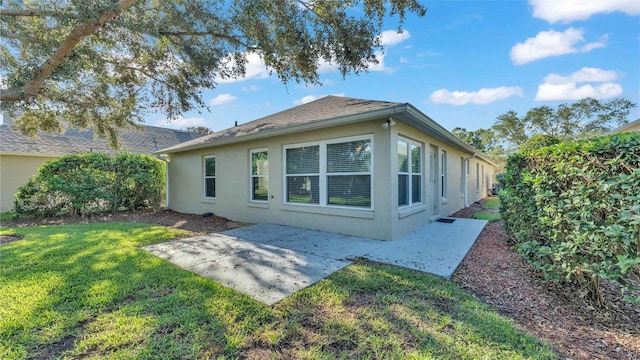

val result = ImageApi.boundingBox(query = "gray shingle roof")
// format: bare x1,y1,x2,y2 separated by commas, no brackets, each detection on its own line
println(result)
0,114,204,156
160,96,401,153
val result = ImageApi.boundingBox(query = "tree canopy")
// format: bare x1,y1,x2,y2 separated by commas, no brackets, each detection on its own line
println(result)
0,0,426,147
492,98,636,149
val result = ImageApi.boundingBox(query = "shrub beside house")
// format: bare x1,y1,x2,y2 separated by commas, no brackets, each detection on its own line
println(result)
0,112,204,212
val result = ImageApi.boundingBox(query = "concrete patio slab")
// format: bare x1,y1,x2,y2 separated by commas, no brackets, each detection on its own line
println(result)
225,223,384,260
144,233,351,305
369,218,487,279
143,218,487,305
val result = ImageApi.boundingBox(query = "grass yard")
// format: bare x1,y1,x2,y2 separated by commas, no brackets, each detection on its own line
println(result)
473,211,502,223
473,197,502,223
0,223,556,359
482,197,501,210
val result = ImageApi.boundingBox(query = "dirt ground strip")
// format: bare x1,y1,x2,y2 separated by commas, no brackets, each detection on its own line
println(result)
2,205,639,359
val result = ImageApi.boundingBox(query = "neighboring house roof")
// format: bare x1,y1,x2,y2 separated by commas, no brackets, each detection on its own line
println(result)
0,113,204,156
159,96,494,165
606,118,640,135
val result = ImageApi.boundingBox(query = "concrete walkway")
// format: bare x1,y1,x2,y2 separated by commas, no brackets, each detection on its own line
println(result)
143,218,486,305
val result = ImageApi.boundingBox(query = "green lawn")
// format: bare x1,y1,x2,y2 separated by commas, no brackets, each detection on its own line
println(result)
482,197,501,210
0,223,556,359
473,211,502,223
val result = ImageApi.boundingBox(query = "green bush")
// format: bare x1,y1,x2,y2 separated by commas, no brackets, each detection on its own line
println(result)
15,153,165,217
500,132,640,306
518,134,561,153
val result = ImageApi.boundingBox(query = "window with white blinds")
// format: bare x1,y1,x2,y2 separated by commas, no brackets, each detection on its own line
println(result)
398,138,422,207
203,155,216,198
250,149,269,201
284,136,372,209
285,145,320,204
327,139,372,207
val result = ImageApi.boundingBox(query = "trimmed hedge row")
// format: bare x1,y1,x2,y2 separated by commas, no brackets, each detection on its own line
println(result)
500,132,640,306
15,153,165,217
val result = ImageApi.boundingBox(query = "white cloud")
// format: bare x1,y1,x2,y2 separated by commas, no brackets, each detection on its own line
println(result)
216,52,271,83
318,29,410,74
209,94,237,106
535,67,623,101
294,95,319,105
322,78,336,86
510,28,607,65
429,86,524,105
242,85,260,91
318,59,340,74
399,56,409,64
155,116,206,129
529,0,640,23
293,93,344,105
543,67,619,84
368,51,390,72
379,30,411,47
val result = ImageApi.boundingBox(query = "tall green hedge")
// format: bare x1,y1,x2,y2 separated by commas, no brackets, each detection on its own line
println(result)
500,132,640,306
15,153,165,217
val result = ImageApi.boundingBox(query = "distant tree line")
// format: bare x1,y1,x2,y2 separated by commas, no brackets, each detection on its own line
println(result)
452,97,637,165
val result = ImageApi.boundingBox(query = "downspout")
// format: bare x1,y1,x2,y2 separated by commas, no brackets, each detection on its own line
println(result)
463,153,477,207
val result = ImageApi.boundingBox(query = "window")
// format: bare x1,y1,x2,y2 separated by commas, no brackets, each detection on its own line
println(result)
398,138,422,207
327,139,372,207
251,149,268,201
481,164,485,192
204,156,216,198
460,157,465,194
284,136,372,209
440,150,447,199
476,163,480,191
466,159,470,175
286,145,320,204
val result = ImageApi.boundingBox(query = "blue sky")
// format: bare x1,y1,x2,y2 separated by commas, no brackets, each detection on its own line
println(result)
151,0,640,133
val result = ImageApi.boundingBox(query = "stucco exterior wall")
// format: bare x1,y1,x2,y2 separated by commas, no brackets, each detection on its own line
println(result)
168,119,395,240
610,121,640,134
167,118,497,240
0,154,58,212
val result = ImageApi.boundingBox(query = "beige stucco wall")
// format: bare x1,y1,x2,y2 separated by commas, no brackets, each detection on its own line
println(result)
610,121,640,134
0,154,58,212
167,118,497,240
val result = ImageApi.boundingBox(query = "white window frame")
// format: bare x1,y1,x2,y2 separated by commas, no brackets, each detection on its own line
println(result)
203,155,216,199
476,163,480,191
250,148,269,202
481,164,485,193
283,135,374,210
440,150,447,201
398,137,423,208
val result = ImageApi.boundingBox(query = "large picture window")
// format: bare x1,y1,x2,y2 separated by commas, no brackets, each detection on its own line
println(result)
398,138,422,207
251,149,269,201
285,136,372,209
204,155,216,198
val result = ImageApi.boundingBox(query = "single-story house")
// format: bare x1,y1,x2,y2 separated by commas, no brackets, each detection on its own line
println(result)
0,112,204,212
159,96,496,241
607,118,640,134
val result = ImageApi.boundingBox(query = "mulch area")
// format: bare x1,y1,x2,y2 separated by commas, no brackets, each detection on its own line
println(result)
2,205,639,359
451,199,640,360
0,208,249,238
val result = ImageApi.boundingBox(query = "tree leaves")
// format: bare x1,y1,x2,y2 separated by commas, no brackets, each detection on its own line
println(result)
0,0,426,147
